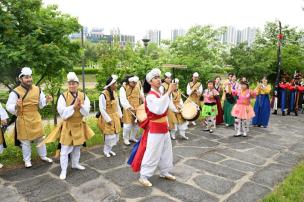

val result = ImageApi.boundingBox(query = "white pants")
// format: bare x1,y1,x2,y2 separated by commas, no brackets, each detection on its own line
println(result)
20,137,47,163
104,134,119,154
60,145,81,172
170,122,188,138
0,144,4,154
123,123,139,140
140,132,173,178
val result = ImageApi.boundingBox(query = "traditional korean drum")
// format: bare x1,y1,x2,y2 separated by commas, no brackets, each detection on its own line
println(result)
136,104,147,122
181,102,200,121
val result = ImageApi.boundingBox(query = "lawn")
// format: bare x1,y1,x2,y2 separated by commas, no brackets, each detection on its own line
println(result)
262,162,304,202
0,117,104,167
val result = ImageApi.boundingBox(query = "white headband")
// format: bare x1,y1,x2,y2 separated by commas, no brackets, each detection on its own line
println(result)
173,78,179,83
164,72,172,78
193,72,199,77
104,75,118,89
128,76,139,83
146,68,161,82
67,72,79,83
19,67,32,78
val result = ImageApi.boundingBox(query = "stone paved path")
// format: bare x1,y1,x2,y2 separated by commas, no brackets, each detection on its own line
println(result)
1,114,304,202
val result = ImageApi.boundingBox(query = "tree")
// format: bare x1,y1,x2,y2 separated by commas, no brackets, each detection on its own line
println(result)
0,0,81,89
169,25,227,88
227,22,304,82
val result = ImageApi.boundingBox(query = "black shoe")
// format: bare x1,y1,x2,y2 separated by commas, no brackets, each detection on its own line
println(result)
287,111,290,115
282,111,286,116
272,110,277,115
295,112,298,116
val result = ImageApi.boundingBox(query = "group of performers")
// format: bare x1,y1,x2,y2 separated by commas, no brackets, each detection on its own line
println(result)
272,73,304,116
0,67,303,187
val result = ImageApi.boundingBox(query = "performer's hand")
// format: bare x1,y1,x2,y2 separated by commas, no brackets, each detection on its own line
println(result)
168,83,177,93
16,98,22,107
74,98,81,110
46,95,53,103
1,119,7,126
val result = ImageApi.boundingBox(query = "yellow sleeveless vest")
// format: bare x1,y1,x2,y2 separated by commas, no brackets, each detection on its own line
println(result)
98,90,121,135
14,85,43,141
122,84,141,124
188,81,201,106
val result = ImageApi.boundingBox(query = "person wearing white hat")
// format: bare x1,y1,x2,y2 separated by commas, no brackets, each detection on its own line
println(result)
129,68,177,187
6,67,53,168
168,78,189,140
186,72,203,126
40,72,94,180
159,72,172,95
0,102,9,168
98,75,122,158
119,75,144,145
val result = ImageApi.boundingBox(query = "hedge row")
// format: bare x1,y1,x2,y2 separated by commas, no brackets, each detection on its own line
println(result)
73,67,99,74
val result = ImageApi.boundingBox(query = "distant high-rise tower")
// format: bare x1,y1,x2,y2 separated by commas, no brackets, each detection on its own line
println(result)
146,30,161,45
240,27,257,46
171,29,186,41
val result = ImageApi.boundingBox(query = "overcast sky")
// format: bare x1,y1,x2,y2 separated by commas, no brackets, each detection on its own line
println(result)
43,0,304,40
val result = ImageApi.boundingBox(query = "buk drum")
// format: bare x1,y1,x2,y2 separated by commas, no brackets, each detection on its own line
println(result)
181,102,200,121
136,104,147,122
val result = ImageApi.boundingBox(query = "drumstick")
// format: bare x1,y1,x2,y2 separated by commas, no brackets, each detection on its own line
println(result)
127,108,138,123
181,93,200,110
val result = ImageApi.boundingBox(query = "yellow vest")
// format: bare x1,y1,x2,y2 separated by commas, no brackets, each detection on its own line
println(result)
122,84,141,124
162,82,169,94
188,81,202,106
98,90,121,135
0,127,3,145
14,85,43,141
41,91,95,146
168,90,185,129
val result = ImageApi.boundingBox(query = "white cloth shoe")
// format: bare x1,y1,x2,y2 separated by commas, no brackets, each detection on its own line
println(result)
234,131,242,137
160,173,176,180
181,135,189,140
25,161,32,168
130,138,138,143
171,134,176,140
243,132,247,137
72,164,85,170
139,178,152,187
41,157,53,163
192,121,196,126
104,152,111,158
124,139,131,145
0,163,3,168
59,171,66,180
109,151,116,156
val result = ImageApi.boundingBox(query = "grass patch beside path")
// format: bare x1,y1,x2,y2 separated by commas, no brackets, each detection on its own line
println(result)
0,117,104,167
262,161,304,202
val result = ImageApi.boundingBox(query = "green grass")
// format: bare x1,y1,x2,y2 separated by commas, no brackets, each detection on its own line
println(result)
262,162,304,202
0,117,104,167
77,74,96,83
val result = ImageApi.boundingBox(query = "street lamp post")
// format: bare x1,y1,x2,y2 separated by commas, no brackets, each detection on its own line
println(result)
81,26,86,94
142,38,150,55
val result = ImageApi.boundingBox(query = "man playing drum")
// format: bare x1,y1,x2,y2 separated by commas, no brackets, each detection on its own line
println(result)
128,68,177,187
98,75,122,158
119,75,144,145
168,78,189,140
186,72,203,126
